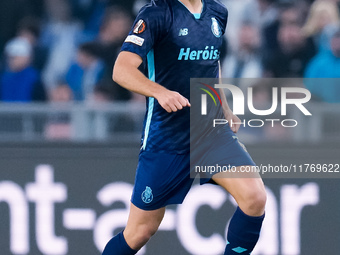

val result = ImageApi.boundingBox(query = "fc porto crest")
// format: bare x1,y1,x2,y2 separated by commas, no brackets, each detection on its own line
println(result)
211,17,222,38
141,186,153,203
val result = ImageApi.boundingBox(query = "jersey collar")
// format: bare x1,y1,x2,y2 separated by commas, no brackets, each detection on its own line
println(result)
177,0,205,19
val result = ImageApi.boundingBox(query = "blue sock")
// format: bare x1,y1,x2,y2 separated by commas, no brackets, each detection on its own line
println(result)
224,207,264,255
102,231,138,255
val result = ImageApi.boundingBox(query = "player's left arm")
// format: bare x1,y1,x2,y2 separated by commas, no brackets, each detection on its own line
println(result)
218,61,241,133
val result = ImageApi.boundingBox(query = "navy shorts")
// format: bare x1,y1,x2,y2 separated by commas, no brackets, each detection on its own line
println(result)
192,126,256,184
131,151,193,210
131,126,255,210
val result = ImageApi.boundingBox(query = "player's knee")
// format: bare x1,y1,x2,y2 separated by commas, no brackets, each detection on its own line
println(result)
135,223,159,245
244,188,267,216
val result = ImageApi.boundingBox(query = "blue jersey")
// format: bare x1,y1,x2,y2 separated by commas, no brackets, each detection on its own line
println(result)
121,0,228,153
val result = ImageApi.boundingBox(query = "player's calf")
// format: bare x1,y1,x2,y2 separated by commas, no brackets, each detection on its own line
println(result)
225,179,266,254
102,231,137,255
102,204,165,254
212,170,266,254
101,223,159,255
224,206,265,255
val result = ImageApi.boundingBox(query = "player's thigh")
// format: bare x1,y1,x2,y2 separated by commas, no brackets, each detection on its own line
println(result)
125,203,165,239
212,167,266,216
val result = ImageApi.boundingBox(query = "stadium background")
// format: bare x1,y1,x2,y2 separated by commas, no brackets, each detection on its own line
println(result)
0,0,340,255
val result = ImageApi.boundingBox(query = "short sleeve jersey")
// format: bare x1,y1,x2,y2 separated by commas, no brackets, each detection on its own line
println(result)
121,0,228,154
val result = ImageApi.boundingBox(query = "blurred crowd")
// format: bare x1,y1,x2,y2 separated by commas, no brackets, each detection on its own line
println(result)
0,0,340,105
222,0,340,103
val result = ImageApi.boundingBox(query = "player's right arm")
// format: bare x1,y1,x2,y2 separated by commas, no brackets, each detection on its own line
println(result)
113,51,190,113
113,2,190,113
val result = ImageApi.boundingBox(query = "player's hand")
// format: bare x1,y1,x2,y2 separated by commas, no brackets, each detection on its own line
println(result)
155,89,191,113
223,108,241,133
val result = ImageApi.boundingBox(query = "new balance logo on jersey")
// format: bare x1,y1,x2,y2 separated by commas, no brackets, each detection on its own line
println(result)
179,28,189,36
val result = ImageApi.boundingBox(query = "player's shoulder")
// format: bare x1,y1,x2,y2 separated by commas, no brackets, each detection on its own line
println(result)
138,0,172,17
205,0,228,18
